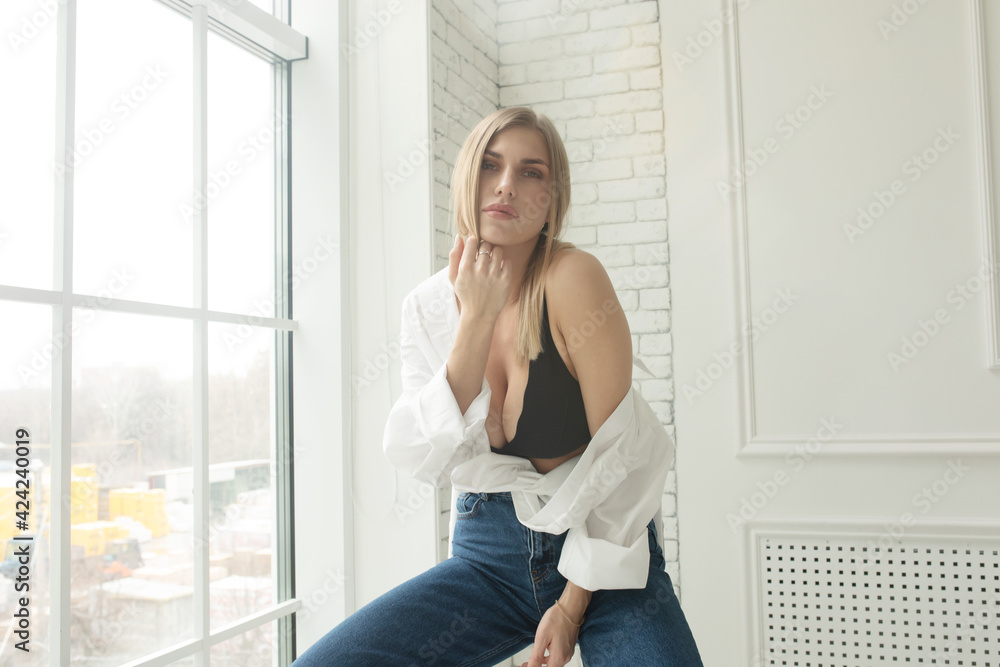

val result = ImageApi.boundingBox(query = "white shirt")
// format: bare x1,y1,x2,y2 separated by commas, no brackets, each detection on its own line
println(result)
382,266,675,591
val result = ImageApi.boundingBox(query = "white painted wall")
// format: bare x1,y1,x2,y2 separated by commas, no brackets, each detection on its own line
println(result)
662,0,1000,664
292,0,438,654
345,0,436,608
289,0,352,653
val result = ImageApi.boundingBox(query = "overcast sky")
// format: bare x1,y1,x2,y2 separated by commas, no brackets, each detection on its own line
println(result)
1,0,279,392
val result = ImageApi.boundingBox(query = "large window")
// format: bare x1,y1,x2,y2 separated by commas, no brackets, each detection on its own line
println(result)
0,0,306,664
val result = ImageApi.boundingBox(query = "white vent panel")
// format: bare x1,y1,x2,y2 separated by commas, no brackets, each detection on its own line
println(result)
758,535,1000,666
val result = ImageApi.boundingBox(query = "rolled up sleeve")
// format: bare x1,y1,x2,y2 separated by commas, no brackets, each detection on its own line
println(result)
382,293,492,488
558,519,653,591
554,393,674,591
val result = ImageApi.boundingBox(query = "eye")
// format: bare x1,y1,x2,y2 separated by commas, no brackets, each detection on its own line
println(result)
481,160,498,171
524,169,543,179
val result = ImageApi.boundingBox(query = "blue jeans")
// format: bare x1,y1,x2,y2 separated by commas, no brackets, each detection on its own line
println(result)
293,491,703,666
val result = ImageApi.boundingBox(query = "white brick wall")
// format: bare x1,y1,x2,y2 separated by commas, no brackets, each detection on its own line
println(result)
431,0,499,274
429,4,681,656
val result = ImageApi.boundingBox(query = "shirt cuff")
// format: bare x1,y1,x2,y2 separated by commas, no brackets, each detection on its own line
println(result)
416,361,491,445
382,361,491,486
556,521,651,591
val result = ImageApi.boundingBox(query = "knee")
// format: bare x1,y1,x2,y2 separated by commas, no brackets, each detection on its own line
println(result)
292,628,356,666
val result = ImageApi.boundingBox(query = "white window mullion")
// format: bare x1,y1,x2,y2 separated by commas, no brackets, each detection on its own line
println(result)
117,601,301,667
0,285,298,331
192,3,211,665
154,0,307,63
51,1,76,665
272,44,296,664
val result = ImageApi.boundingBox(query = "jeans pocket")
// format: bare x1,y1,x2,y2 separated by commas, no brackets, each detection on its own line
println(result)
456,492,484,520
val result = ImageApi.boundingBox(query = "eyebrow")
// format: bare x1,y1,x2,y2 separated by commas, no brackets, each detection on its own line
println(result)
484,149,548,167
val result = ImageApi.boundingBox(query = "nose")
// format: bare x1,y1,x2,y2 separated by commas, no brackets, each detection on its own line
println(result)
494,166,516,199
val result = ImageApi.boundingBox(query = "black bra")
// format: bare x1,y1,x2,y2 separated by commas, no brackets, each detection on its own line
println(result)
490,293,591,460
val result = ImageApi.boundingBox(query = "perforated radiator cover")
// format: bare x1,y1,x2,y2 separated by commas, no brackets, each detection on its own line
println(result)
758,535,999,666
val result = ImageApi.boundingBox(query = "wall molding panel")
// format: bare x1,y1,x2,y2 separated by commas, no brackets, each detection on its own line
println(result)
722,0,1000,458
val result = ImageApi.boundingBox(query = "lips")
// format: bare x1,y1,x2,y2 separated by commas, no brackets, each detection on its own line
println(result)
483,203,519,218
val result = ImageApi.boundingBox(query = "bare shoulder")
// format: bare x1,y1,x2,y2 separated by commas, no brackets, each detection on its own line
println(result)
544,249,632,435
545,248,619,319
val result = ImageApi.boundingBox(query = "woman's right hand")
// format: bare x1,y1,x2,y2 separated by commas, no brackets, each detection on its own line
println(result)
449,234,511,323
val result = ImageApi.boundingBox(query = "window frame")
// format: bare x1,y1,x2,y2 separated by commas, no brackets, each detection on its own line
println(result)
0,1,311,664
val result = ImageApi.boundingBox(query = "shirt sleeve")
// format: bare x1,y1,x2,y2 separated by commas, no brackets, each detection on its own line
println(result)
554,391,674,591
382,291,493,488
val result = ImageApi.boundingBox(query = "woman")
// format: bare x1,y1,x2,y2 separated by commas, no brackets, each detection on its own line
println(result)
293,107,703,666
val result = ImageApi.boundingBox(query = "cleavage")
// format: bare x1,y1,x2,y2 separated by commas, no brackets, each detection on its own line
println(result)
484,338,530,449
484,309,531,448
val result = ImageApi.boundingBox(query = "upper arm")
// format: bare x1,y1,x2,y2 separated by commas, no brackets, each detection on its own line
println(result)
547,251,633,439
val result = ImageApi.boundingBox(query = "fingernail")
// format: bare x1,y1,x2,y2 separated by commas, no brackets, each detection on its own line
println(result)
454,234,460,246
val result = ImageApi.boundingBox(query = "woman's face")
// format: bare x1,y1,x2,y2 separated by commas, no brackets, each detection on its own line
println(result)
477,125,552,246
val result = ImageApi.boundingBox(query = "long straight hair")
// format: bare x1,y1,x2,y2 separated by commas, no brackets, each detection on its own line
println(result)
451,106,576,364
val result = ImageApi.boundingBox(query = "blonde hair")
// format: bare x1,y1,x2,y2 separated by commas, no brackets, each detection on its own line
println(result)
451,106,577,364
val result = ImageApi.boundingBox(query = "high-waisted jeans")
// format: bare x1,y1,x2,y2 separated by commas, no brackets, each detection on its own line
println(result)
292,491,704,666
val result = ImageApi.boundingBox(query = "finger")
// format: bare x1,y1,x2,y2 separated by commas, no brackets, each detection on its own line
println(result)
526,642,548,667
474,242,493,267
449,235,462,283
460,233,478,268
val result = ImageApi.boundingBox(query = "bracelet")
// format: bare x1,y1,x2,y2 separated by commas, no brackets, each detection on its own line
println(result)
554,599,584,627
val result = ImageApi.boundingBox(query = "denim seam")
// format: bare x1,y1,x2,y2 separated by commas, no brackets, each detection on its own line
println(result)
531,563,553,584
456,493,484,520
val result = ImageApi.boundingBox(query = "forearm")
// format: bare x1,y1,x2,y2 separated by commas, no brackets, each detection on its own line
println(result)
446,312,496,415
558,580,592,622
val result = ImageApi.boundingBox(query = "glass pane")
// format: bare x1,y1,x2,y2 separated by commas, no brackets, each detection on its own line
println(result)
0,301,52,666
0,2,56,291
211,619,280,666
73,0,192,307
71,309,193,663
208,322,276,629
207,31,276,317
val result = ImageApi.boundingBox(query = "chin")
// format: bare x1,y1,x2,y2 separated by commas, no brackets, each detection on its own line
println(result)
480,220,532,245
478,220,502,241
